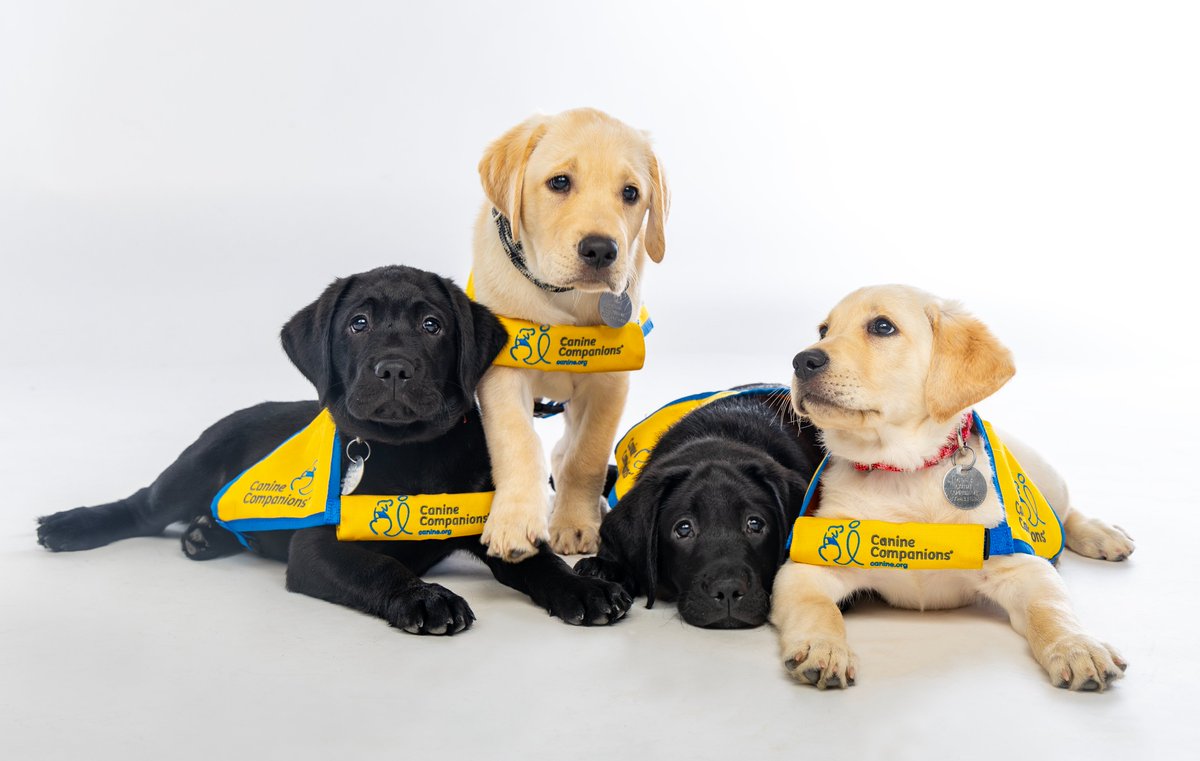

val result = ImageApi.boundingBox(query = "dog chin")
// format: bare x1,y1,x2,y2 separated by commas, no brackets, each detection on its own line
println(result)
792,391,875,429
678,598,769,629
335,399,461,444
567,276,624,294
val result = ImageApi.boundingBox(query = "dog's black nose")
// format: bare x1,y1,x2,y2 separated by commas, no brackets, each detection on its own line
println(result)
578,235,618,269
703,576,748,609
374,359,414,382
793,349,830,381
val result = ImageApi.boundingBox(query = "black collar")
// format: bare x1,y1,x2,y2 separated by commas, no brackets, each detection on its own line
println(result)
491,208,573,293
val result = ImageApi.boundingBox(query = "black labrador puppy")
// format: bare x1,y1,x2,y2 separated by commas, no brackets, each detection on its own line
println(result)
575,386,822,628
37,265,631,634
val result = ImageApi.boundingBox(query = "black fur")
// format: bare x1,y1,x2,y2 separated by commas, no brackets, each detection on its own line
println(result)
37,265,632,634
575,386,822,628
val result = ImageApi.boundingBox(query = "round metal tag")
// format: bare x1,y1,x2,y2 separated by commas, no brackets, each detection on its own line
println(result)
598,290,634,328
341,457,365,496
943,465,988,509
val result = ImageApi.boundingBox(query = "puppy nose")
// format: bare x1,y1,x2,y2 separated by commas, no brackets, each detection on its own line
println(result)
577,235,618,269
704,576,748,608
793,349,830,381
374,359,414,382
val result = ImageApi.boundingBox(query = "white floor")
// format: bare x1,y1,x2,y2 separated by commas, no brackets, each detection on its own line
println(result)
2,353,1195,760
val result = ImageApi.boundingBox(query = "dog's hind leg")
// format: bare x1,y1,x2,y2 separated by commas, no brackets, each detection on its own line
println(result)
37,487,159,552
38,431,231,552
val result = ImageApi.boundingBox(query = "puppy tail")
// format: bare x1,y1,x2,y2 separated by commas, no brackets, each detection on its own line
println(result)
37,488,161,552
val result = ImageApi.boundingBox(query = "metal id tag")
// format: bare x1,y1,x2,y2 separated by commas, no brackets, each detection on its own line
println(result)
341,438,371,496
598,290,634,328
942,444,987,509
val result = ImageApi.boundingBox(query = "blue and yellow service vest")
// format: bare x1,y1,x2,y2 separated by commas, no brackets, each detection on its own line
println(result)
211,410,493,546
608,386,791,507
465,274,653,374
787,411,1065,570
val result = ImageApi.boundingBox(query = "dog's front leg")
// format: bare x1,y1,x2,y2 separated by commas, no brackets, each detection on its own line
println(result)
976,554,1127,690
285,528,474,635
478,366,551,561
770,562,859,689
548,372,629,555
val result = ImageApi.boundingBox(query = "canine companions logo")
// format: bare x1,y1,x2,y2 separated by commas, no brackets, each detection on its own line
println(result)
619,440,652,481
510,326,552,366
1013,472,1045,529
369,496,413,538
818,520,863,566
289,461,319,497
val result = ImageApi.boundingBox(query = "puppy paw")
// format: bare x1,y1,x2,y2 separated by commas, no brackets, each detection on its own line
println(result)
573,556,629,587
782,638,858,690
544,575,632,626
549,521,600,556
386,583,475,636
36,507,105,552
547,496,603,555
480,497,548,563
1042,634,1126,691
1067,517,1135,561
181,515,243,560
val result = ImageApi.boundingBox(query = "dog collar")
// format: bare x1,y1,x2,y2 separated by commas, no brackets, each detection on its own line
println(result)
492,208,573,294
851,413,973,472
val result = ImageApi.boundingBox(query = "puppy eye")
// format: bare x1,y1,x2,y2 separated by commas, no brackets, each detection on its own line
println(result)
673,520,694,539
547,175,571,193
622,185,639,203
421,317,442,335
349,315,370,333
818,324,828,339
868,317,897,336
746,516,766,533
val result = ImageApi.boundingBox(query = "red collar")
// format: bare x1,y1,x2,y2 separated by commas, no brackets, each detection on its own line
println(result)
852,414,973,473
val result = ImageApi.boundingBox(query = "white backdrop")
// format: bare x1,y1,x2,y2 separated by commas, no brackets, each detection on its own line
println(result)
2,2,1197,759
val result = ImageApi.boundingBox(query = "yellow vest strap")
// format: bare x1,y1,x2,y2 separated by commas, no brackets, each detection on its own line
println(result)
211,410,493,542
336,492,494,540
465,272,652,374
789,517,987,570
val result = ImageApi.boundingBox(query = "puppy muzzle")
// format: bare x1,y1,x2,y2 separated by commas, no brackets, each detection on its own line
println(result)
679,565,769,629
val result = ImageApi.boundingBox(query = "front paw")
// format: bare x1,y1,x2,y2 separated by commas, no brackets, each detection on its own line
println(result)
1067,517,1135,561
782,638,858,690
1041,634,1126,691
481,497,548,562
548,496,603,555
385,583,475,636
549,520,600,556
544,575,632,626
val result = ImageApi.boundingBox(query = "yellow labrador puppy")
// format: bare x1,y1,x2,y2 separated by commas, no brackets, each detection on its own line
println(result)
774,285,1134,690
471,108,668,561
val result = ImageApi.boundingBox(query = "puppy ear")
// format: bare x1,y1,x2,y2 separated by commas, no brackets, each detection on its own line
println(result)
924,300,1016,423
437,277,508,396
280,275,355,404
644,150,670,263
478,116,549,243
598,466,688,608
744,460,810,564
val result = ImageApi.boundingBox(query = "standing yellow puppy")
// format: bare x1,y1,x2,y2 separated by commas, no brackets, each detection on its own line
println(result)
774,285,1134,690
471,109,668,561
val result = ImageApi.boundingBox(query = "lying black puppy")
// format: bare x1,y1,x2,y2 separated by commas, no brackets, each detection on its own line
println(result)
576,386,822,628
38,265,631,634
